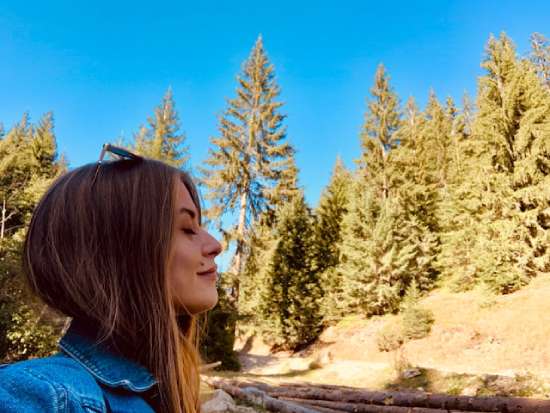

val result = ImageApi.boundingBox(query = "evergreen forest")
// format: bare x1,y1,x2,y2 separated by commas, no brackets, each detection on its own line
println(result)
1,33,549,369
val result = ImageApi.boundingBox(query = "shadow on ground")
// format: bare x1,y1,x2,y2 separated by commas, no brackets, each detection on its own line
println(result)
384,367,550,398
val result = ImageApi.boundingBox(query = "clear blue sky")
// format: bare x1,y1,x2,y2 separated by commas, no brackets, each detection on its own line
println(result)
1,1,548,207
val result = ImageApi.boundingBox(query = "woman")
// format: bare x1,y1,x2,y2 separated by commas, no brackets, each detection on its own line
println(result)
0,144,222,413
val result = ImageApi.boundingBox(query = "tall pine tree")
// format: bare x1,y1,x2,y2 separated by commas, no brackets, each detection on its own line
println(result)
338,65,419,315
393,97,440,291
201,36,295,301
359,64,401,200
436,94,487,289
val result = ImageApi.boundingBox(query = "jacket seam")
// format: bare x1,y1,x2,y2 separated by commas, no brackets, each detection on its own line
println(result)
59,341,153,392
21,367,68,413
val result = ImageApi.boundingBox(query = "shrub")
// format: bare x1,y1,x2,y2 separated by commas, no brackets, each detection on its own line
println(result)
376,320,405,352
399,279,435,341
402,307,434,340
1,300,59,363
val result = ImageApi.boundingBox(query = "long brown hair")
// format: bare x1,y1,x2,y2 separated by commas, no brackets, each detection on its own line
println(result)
23,158,202,413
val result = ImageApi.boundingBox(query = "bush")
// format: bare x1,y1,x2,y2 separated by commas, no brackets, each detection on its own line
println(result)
0,298,59,363
376,320,405,352
402,307,434,340
6,305,59,362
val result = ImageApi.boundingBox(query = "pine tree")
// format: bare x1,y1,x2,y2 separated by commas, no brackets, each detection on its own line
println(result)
435,95,487,289
238,214,276,320
471,33,550,293
258,193,322,350
0,114,34,240
339,177,413,315
393,97,440,291
239,157,301,325
133,88,189,168
30,112,58,177
201,36,295,301
338,65,425,315
268,152,300,212
314,156,351,323
422,91,453,192
359,64,401,200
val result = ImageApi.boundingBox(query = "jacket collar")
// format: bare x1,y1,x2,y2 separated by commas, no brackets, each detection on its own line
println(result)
59,320,157,392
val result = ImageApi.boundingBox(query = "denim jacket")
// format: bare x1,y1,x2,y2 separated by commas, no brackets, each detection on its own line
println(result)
0,321,158,412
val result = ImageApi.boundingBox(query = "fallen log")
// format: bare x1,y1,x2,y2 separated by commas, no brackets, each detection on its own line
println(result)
281,400,347,413
200,361,222,372
204,376,550,413
268,387,550,412
202,376,321,413
281,396,484,413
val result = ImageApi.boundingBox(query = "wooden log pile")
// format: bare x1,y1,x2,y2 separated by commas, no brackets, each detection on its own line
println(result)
201,376,550,413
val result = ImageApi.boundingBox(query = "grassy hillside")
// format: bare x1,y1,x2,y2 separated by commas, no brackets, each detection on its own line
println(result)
232,275,550,398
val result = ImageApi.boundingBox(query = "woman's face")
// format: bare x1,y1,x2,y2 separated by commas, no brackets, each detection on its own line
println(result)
168,179,222,314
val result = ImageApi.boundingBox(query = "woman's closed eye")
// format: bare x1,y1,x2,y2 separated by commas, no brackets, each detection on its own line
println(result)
182,228,198,235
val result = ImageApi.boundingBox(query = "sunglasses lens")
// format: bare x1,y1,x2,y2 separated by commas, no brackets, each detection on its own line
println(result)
110,148,131,158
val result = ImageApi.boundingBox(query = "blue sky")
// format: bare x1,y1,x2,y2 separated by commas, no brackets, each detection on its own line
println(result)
1,1,548,208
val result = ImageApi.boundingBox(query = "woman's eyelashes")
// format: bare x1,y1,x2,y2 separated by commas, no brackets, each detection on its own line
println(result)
180,216,201,236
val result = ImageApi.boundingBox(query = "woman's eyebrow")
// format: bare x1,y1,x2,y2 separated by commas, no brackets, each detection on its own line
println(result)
179,207,197,219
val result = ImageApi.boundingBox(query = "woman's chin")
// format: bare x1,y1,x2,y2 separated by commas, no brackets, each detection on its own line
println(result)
180,292,219,315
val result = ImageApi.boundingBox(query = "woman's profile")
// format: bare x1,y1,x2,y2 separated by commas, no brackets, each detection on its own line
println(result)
0,144,222,413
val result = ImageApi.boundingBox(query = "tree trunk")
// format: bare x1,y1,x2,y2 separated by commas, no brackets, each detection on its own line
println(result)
1,198,5,239
0,198,15,241
230,190,248,301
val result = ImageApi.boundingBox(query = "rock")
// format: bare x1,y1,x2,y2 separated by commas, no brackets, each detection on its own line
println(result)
202,390,261,413
461,386,479,397
233,406,259,413
202,390,235,413
402,368,422,379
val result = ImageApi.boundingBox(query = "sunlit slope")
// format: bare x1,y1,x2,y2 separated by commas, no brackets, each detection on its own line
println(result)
318,275,550,378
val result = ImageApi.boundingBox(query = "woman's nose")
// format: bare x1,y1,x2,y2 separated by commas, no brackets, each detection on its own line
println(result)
203,232,223,257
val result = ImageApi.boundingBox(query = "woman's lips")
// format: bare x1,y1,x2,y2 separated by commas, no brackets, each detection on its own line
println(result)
197,266,216,275
197,267,217,280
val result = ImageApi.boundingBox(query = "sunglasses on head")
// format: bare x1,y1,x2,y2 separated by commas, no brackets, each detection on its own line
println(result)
92,143,143,186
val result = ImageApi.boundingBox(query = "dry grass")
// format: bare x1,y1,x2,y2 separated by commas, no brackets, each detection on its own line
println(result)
202,276,550,400
404,276,550,378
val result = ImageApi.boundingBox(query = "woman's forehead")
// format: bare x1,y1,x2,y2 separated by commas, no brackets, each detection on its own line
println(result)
175,180,198,217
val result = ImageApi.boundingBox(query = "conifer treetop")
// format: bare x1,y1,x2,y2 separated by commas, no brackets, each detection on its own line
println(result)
362,64,401,155
134,88,189,168
202,35,295,224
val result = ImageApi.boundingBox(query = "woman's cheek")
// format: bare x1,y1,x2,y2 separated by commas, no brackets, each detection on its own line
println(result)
175,238,201,274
